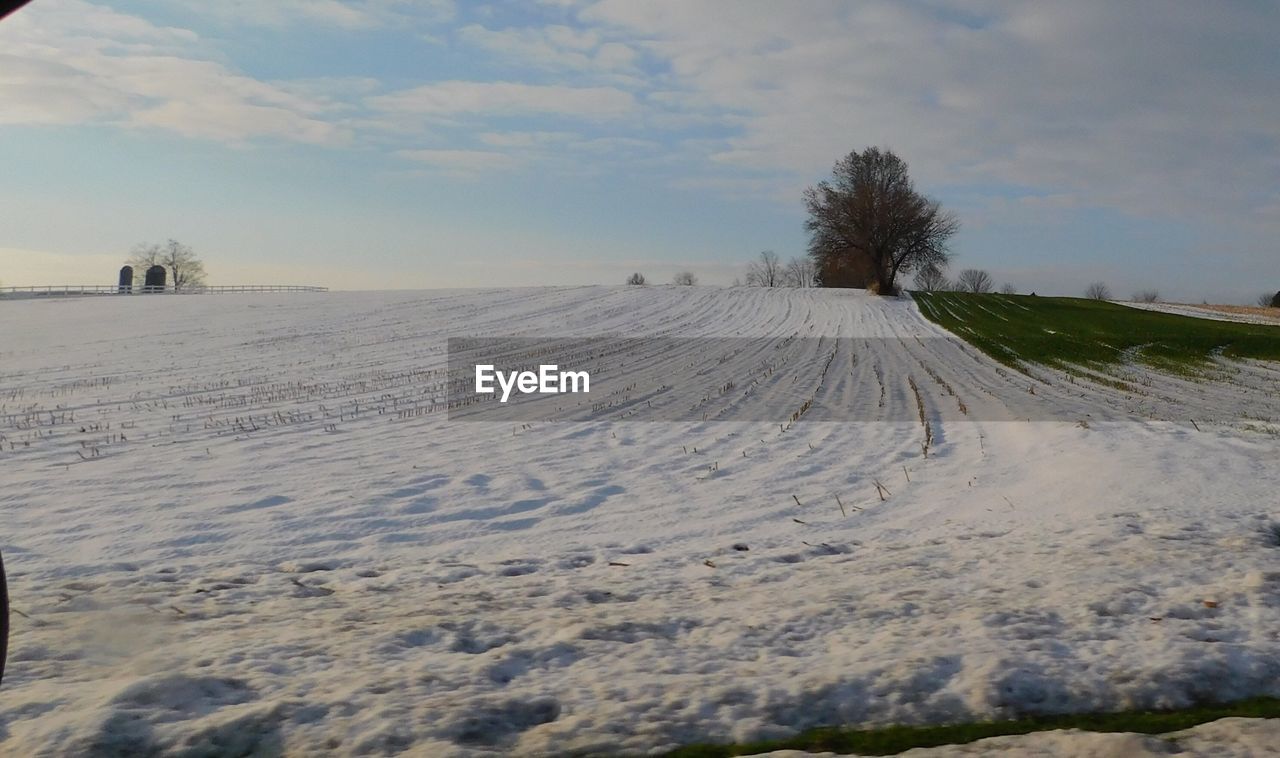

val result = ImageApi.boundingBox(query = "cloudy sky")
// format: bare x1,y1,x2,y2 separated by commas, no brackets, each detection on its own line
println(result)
1,0,1276,300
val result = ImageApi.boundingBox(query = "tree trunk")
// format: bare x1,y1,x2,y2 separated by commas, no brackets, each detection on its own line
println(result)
876,257,898,296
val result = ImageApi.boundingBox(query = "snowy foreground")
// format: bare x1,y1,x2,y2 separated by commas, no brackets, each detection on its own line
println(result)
1,287,1278,756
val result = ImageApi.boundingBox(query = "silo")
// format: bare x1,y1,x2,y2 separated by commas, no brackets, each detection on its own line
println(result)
144,265,167,293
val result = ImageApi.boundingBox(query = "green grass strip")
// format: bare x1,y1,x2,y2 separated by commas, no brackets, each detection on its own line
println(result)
659,697,1280,757
912,292,1280,373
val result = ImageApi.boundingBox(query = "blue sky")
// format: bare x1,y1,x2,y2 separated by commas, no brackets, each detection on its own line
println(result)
1,0,1277,301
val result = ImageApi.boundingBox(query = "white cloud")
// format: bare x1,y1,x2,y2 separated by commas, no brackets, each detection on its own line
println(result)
456,22,641,78
140,0,455,29
368,81,636,118
578,0,1280,230
394,134,656,175
569,136,658,154
459,24,592,68
226,0,372,28
0,55,131,125
477,131,579,148
128,98,348,145
395,148,524,174
0,0,352,145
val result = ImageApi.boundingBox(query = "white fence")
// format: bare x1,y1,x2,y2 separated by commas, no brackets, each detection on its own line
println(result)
0,284,328,297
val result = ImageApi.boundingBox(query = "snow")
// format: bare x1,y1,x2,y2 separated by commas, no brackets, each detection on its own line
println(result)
1118,300,1280,326
1,287,1278,755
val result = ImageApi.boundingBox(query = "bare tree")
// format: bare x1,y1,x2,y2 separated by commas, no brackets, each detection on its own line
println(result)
128,242,163,275
673,271,698,286
804,146,958,295
744,250,784,287
162,240,206,291
956,269,993,293
912,264,950,292
1000,283,1017,295
784,256,817,288
130,239,206,291
625,272,646,285
1133,290,1160,303
1084,282,1112,300
128,242,168,291
1258,291,1280,308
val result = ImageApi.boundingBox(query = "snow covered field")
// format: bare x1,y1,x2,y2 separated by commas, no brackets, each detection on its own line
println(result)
1119,300,1280,326
1,287,1278,756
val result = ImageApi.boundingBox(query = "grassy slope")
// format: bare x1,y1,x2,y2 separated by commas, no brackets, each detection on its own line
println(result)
659,697,1280,757
912,293,1280,373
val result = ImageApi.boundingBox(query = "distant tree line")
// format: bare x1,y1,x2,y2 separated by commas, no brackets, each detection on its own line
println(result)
737,251,817,288
623,271,698,286
910,265,1006,294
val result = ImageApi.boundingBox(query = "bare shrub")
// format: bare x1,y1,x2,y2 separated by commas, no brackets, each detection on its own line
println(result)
913,264,950,292
956,269,993,293
1084,282,1112,300
784,256,817,288
744,251,783,287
